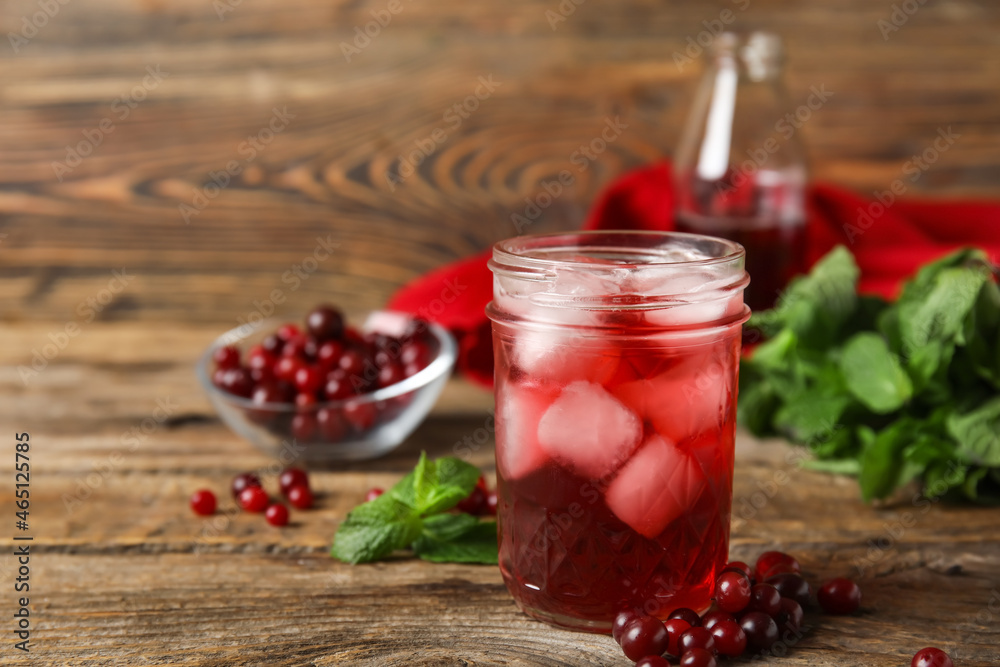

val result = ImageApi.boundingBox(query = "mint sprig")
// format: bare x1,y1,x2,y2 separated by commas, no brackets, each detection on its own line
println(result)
331,453,498,564
741,246,1000,503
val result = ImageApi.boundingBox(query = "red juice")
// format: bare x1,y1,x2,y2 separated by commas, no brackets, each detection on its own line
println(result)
487,232,749,633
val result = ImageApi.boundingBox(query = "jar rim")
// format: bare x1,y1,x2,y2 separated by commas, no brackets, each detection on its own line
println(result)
490,230,746,278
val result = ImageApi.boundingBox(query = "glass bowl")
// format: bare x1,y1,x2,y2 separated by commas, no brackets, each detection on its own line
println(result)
195,311,457,462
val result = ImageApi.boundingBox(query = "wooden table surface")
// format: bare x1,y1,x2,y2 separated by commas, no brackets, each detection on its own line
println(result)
3,0,1000,664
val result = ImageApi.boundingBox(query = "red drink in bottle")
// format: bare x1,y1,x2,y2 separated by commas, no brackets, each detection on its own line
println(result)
487,231,749,632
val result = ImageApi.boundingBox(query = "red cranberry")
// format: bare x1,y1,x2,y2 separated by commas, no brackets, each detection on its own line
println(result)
364,488,384,503
401,339,430,367
317,408,346,441
238,486,269,513
231,472,261,498
457,486,488,515
755,551,801,580
663,618,691,657
710,620,746,658
316,340,346,369
620,615,670,662
277,323,301,341
485,491,498,515
679,627,715,654
338,347,369,376
612,609,640,643
912,647,954,667
817,577,861,615
265,504,289,527
219,368,255,398
767,573,812,608
715,570,752,613
343,401,378,431
725,561,754,580
291,413,317,441
669,608,702,628
274,356,304,383
252,383,285,406
249,364,276,385
282,334,310,359
279,468,309,496
679,648,716,667
295,392,317,410
261,333,283,355
323,371,355,401
774,597,803,633
287,485,313,510
739,611,779,652
307,305,345,341
700,611,735,632
635,657,671,667
376,363,405,388
293,365,323,394
403,361,424,378
190,489,216,516
213,345,240,369
747,583,781,617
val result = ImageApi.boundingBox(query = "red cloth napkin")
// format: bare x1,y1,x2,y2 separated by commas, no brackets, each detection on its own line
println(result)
388,161,1000,386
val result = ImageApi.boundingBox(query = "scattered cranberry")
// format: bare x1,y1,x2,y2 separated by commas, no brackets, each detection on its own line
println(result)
612,609,639,643
700,611,735,632
306,305,345,341
755,551,801,580
724,560,754,581
635,657,671,667
190,489,216,516
265,504,289,527
775,597,804,633
620,615,670,662
679,648,717,667
213,345,240,369
364,488,384,503
287,485,313,510
912,647,954,667
231,472,261,498
679,627,715,654
485,491,498,515
669,607,702,628
457,486,488,515
715,570,752,613
278,468,309,496
818,577,861,615
238,486,269,513
767,573,812,608
710,620,747,658
663,618,691,657
739,611,779,652
747,583,782,617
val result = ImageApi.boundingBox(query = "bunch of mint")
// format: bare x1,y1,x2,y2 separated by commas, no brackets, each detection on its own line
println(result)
740,246,1000,503
331,453,498,564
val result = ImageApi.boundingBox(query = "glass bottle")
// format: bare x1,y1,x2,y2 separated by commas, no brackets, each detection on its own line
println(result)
674,32,807,311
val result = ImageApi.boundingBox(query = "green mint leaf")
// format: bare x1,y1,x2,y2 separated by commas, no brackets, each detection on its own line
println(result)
839,332,913,414
330,494,423,564
898,264,988,355
389,453,480,516
799,458,861,475
414,516,499,565
773,388,851,444
947,397,1000,466
858,418,920,501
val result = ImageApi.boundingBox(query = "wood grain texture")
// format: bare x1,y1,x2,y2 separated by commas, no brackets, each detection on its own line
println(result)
2,0,1000,663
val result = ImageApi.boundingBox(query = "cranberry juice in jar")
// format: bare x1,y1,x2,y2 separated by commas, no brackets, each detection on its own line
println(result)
487,231,749,633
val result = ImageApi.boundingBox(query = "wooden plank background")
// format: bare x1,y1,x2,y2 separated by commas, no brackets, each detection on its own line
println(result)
1,0,999,664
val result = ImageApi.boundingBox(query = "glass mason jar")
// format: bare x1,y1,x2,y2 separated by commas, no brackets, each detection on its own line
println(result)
674,31,807,311
486,231,749,633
